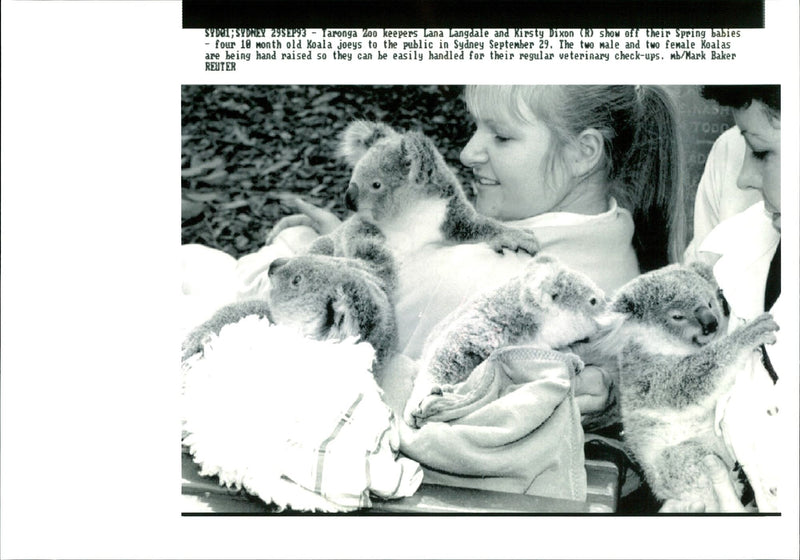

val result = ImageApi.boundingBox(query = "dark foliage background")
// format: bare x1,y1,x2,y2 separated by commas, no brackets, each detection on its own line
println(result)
182,84,728,259
181,85,473,258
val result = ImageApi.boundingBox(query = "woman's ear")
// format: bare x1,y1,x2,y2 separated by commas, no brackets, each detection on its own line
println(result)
568,127,605,177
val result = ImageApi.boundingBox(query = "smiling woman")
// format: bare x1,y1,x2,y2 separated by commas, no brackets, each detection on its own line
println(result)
181,84,729,514
462,85,688,272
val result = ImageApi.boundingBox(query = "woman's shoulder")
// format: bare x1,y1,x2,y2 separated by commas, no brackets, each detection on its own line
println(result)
512,201,640,294
700,201,775,258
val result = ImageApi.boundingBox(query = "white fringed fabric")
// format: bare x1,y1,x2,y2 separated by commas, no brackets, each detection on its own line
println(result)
182,316,422,512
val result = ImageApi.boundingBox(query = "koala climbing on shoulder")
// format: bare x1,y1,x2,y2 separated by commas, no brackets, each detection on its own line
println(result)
404,254,609,426
270,120,539,261
182,253,397,371
338,120,539,258
596,262,779,511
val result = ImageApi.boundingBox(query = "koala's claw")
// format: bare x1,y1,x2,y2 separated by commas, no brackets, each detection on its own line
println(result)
489,230,540,256
735,312,780,348
181,331,208,362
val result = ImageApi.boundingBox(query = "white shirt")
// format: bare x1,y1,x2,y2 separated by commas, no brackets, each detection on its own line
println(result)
684,127,762,261
698,202,782,512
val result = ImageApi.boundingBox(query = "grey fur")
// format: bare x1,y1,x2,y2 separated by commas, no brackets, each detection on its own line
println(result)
182,299,273,362
608,262,779,510
419,254,608,386
182,253,397,372
305,215,397,293
340,120,540,256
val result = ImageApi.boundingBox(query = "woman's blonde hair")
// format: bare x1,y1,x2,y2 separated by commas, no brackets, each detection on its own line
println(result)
465,85,688,272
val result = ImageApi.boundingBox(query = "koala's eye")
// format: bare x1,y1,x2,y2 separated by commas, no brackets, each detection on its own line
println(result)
291,274,302,286
589,297,597,306
670,313,686,321
371,181,382,190
551,292,559,301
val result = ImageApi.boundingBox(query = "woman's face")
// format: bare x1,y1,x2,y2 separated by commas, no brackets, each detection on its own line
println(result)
459,107,570,221
734,100,781,231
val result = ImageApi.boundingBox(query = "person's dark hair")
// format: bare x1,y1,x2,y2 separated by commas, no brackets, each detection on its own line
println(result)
701,85,780,116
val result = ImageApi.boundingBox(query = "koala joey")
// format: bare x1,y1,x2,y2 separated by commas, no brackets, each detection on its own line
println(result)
597,261,779,511
338,120,539,258
268,120,539,261
404,254,609,427
182,253,397,371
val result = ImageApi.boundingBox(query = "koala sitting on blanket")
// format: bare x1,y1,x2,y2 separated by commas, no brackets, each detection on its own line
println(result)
182,252,397,371
593,262,779,511
269,120,539,260
404,254,609,427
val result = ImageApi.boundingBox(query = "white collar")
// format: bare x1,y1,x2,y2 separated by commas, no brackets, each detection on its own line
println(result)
506,198,626,228
699,201,779,263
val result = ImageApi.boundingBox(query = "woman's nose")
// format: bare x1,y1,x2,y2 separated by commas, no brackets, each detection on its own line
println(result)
736,150,762,192
460,132,488,167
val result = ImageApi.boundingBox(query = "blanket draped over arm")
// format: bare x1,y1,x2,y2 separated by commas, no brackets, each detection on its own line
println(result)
399,346,587,501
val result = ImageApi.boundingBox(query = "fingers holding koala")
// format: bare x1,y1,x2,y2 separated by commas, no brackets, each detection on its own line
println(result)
265,198,343,245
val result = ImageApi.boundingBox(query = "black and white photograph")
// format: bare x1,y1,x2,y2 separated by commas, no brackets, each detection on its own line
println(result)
179,84,780,516
2,1,799,559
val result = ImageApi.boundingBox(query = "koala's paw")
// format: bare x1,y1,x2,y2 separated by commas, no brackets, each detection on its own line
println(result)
266,214,315,245
561,352,586,375
488,229,540,256
181,329,210,362
734,312,780,349
403,374,443,428
308,235,336,256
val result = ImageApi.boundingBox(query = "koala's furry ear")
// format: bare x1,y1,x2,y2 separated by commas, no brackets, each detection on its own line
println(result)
686,260,716,285
520,256,560,307
338,120,399,166
399,131,441,185
613,292,639,316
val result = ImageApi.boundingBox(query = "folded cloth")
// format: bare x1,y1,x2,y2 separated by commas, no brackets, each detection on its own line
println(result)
182,316,422,512
400,346,587,501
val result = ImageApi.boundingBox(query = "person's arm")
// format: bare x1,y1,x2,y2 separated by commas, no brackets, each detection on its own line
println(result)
265,197,343,244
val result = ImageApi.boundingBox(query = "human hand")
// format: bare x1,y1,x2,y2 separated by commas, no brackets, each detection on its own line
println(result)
266,197,343,244
660,455,748,513
574,365,611,414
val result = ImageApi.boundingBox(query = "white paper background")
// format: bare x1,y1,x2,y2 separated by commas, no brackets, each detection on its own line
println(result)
1,0,798,558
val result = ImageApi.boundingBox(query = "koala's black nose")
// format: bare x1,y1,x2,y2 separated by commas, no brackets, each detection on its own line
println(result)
695,306,719,335
269,258,289,277
345,183,359,211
